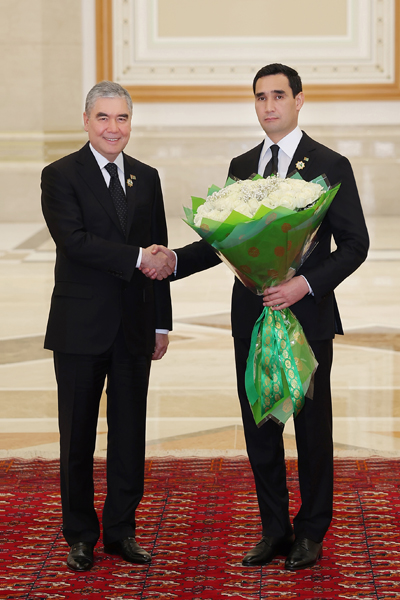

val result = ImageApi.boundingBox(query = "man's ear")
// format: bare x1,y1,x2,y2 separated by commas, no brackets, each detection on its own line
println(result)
295,92,305,112
83,112,89,132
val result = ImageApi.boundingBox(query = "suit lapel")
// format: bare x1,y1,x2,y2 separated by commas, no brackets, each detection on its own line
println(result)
246,142,264,178
76,143,122,232
123,154,138,235
287,132,317,179
230,142,263,180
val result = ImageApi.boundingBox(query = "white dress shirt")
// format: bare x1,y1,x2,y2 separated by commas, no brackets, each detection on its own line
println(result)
258,126,303,178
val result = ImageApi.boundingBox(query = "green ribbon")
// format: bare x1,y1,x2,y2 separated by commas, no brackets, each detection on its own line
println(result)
245,306,306,425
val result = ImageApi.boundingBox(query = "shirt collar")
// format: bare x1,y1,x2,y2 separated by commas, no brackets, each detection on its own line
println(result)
261,126,303,159
89,143,125,173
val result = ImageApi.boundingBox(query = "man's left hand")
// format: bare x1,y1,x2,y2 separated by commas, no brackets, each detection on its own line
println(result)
152,333,169,360
263,276,309,310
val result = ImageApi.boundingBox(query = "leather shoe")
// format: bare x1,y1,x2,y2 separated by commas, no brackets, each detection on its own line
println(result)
105,537,151,564
67,542,94,571
285,537,322,570
242,534,294,566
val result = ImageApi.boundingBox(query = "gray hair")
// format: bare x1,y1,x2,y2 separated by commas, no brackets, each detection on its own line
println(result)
85,81,133,117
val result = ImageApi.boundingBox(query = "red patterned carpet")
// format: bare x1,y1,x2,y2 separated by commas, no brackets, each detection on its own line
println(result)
1,457,400,599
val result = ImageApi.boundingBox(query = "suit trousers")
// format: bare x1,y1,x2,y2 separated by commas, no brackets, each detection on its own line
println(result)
234,336,334,543
54,326,151,547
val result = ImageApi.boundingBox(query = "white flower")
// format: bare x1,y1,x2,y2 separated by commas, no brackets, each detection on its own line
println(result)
193,177,323,226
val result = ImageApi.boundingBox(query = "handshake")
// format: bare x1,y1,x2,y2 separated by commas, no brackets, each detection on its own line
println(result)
140,245,176,280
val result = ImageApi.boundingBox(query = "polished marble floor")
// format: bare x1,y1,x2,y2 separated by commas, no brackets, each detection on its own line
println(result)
1,215,400,459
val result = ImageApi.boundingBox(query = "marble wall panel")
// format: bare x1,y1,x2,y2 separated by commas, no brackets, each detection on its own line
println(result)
0,0,82,134
0,0,84,222
41,0,82,45
126,126,400,218
0,43,44,132
1,124,399,222
40,0,83,133
0,163,44,222
41,45,83,133
0,0,83,133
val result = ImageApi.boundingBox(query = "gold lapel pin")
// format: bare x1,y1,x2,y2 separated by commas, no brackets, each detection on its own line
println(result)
296,157,309,170
127,179,134,187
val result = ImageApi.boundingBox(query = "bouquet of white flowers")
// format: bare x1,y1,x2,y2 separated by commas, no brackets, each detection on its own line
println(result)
184,173,340,426
194,176,323,225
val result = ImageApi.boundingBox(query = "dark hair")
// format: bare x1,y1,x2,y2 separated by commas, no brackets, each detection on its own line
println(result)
253,63,302,97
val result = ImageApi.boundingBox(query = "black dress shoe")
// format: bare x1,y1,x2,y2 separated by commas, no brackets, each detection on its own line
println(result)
67,542,94,571
285,537,322,570
242,534,294,566
104,537,151,564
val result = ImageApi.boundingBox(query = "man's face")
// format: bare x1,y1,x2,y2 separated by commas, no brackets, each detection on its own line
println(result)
254,74,304,143
83,96,132,162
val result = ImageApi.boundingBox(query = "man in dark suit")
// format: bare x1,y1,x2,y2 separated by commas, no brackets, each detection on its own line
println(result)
147,64,369,569
41,81,174,571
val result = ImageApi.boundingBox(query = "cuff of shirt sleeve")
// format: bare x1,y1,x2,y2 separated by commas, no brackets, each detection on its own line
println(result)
156,329,169,334
300,275,313,296
136,248,143,269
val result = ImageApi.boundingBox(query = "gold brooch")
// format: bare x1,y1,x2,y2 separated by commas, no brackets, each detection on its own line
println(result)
296,157,309,170
127,179,133,187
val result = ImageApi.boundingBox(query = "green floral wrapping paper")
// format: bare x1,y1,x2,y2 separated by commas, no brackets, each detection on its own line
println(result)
183,173,340,426
245,306,318,427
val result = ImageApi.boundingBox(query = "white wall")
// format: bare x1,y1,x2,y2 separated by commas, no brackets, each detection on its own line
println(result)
129,101,400,129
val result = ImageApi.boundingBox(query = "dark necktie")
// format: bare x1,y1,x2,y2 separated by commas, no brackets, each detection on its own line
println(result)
263,144,280,177
105,162,128,233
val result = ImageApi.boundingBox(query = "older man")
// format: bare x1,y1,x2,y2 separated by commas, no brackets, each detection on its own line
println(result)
41,81,174,571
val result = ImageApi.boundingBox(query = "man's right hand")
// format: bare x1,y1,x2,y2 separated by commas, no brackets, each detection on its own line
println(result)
140,245,176,280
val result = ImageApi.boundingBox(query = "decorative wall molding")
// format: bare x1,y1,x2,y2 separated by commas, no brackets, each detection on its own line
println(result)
96,0,400,101
0,132,87,163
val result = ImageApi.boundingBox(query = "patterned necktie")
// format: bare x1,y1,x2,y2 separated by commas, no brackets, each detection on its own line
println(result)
105,162,128,233
263,144,280,177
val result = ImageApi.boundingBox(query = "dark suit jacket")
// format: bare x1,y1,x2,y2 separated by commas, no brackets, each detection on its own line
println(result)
41,142,172,356
175,132,369,341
